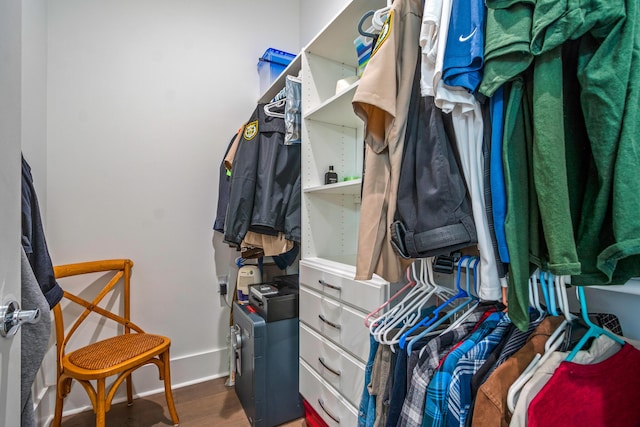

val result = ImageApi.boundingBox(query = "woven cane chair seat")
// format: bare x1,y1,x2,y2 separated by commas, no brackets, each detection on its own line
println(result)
67,333,167,371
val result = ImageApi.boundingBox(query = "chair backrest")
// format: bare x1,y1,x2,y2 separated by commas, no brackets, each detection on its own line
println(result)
52,259,145,373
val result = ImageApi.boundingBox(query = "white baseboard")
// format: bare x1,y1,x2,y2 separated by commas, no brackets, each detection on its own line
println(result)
37,346,231,426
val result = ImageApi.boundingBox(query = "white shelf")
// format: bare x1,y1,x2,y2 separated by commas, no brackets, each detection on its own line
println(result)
304,81,362,128
298,3,392,425
304,179,362,195
589,278,640,296
304,0,386,67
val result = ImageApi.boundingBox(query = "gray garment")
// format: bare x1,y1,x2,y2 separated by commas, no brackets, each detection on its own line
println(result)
369,344,393,427
21,247,51,427
391,91,477,259
391,52,477,260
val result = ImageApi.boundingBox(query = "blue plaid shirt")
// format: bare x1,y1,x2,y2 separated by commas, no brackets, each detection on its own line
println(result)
445,315,512,427
422,312,505,427
398,308,487,427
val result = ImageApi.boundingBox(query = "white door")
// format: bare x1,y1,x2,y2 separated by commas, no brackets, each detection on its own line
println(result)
0,1,25,425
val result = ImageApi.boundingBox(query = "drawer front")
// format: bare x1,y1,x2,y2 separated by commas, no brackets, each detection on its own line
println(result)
300,359,358,427
300,286,369,362
300,259,388,313
300,323,365,407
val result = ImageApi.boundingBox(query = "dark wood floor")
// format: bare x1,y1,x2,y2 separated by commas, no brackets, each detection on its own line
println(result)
60,377,306,427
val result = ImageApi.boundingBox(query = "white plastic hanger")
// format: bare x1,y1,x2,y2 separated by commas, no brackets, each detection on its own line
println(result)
372,259,445,347
405,256,478,354
368,261,426,335
365,266,417,327
507,274,577,412
383,259,457,347
369,260,434,340
263,98,286,118
415,257,481,358
528,270,544,321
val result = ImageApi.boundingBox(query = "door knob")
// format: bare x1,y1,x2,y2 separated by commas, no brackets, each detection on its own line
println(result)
0,300,40,338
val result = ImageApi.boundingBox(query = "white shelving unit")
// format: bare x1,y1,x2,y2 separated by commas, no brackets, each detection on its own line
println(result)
249,3,640,426
297,0,389,425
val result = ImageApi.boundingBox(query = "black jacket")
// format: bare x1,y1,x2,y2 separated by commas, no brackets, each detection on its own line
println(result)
224,104,301,246
21,156,63,309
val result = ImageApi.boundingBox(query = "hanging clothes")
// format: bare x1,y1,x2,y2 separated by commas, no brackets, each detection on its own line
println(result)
391,71,478,260
500,76,542,332
21,155,63,309
399,306,491,427
471,316,564,427
445,315,512,427
20,247,51,427
423,311,505,427
223,104,301,247
352,0,422,283
213,131,241,233
527,344,640,427
509,334,631,427
420,0,503,301
489,86,509,264
441,0,486,92
359,335,380,427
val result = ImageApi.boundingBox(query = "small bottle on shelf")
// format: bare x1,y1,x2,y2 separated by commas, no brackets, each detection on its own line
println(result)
324,165,338,185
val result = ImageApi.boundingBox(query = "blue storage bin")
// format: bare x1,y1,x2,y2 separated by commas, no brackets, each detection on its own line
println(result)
257,48,295,95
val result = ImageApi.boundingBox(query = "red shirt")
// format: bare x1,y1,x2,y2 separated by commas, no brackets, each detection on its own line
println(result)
528,343,640,427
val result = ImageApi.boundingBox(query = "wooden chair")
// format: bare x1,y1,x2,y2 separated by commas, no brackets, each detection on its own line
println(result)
51,259,179,427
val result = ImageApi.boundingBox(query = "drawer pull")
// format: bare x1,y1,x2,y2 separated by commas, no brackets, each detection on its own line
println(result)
318,314,341,330
318,398,341,424
318,357,342,376
319,279,342,292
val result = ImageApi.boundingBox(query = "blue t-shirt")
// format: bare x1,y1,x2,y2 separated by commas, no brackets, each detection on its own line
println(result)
442,0,486,92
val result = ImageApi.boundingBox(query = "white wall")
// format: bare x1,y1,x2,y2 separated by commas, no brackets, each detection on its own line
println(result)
42,0,301,419
300,0,350,47
21,0,48,214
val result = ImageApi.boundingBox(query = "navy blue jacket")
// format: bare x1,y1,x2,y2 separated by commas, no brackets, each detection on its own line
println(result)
21,156,63,309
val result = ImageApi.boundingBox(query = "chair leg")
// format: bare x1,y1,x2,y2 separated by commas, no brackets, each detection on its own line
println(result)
126,373,134,406
52,393,64,427
53,377,71,427
161,349,180,426
96,378,106,427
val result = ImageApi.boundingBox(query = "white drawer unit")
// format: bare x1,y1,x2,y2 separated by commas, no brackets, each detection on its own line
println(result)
300,258,389,313
300,359,359,427
299,285,370,363
300,323,365,407
298,0,389,424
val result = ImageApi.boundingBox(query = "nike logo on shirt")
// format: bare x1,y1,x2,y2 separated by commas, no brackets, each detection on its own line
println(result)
458,27,477,42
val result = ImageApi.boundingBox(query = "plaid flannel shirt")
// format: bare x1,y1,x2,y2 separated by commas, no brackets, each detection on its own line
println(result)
422,312,504,427
398,308,487,427
445,315,512,427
